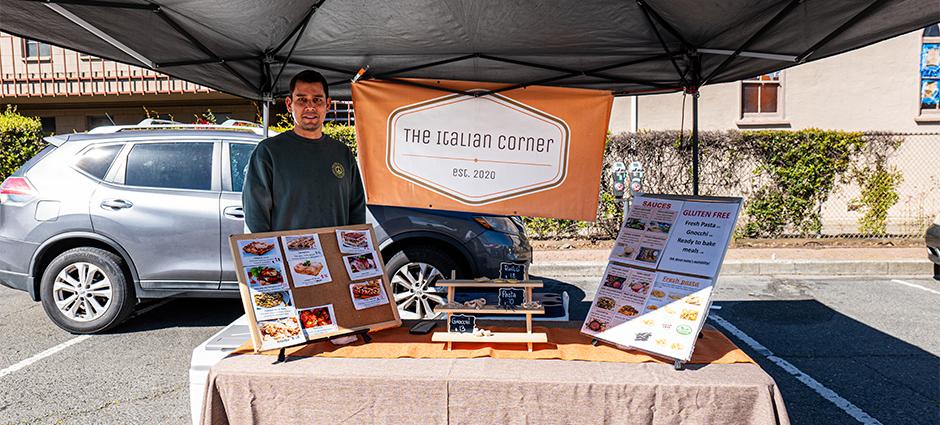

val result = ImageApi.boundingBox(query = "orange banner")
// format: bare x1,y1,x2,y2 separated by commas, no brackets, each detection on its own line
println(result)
352,79,613,221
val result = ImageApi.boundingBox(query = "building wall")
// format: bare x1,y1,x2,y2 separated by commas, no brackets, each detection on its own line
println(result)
606,29,940,235
0,32,257,133
608,30,939,133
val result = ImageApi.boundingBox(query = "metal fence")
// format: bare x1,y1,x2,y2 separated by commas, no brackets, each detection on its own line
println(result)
572,132,940,240
817,132,939,238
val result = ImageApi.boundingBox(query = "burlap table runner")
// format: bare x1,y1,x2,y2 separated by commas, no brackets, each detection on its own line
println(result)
231,324,753,364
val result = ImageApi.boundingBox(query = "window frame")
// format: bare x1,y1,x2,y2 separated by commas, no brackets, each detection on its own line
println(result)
222,140,258,193
736,71,788,127
107,139,221,193
72,142,126,182
22,39,52,61
916,25,940,122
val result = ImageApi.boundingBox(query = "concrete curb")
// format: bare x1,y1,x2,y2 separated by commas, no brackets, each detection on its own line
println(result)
529,260,933,278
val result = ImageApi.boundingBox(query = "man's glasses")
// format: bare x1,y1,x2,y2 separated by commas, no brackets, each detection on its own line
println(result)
292,97,327,107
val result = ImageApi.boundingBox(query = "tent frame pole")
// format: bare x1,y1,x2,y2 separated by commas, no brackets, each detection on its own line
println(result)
23,0,155,10
271,0,326,90
153,7,258,92
795,0,888,63
702,0,801,85
636,0,689,87
691,89,700,196
158,55,261,68
262,101,271,138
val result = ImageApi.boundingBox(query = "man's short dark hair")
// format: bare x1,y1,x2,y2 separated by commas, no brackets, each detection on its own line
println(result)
289,70,329,99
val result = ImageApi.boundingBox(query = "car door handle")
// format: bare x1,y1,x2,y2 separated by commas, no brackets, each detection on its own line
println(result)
223,206,244,219
100,199,133,210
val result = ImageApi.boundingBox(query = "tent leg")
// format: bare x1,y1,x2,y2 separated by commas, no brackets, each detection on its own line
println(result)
691,91,700,196
262,101,271,138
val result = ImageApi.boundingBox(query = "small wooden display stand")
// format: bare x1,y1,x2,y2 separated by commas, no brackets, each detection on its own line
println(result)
431,271,547,352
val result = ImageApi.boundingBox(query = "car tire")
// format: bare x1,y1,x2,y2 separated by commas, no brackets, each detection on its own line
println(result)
40,247,136,334
385,245,468,319
935,263,940,280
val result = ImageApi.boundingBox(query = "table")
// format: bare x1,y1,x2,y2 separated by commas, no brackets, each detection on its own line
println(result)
201,354,789,425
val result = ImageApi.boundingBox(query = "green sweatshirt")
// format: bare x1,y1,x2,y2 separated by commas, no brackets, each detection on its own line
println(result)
242,130,366,232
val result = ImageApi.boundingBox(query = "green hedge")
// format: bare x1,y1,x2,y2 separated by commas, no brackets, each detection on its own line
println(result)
0,106,45,181
271,112,357,154
2,106,901,238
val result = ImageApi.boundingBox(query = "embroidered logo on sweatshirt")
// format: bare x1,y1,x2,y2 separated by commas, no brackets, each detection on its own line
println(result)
331,162,345,179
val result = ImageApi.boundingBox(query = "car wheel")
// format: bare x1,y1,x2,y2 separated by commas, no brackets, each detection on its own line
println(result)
40,247,136,334
385,246,466,320
935,263,940,280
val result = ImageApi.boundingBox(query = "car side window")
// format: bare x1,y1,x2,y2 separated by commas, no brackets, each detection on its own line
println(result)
75,144,122,180
125,143,213,190
230,143,255,193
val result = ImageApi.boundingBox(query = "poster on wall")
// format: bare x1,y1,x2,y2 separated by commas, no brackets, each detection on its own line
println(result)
581,194,741,362
351,78,613,220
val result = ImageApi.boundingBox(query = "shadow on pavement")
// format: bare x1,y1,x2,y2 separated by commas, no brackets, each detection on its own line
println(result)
530,274,592,322
713,300,939,425
108,298,244,334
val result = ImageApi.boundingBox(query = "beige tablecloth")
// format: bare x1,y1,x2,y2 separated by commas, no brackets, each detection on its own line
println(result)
201,356,789,425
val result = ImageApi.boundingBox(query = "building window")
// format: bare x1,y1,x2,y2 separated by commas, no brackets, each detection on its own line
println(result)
40,117,56,136
23,39,51,59
86,115,114,130
920,24,940,117
738,71,785,125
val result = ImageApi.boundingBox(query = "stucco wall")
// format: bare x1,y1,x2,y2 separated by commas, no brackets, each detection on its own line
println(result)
607,30,939,133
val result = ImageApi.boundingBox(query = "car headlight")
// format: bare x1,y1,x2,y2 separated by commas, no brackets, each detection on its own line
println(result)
474,216,522,234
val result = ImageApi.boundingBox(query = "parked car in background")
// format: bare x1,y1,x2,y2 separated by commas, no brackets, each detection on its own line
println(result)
0,120,531,333
927,212,940,280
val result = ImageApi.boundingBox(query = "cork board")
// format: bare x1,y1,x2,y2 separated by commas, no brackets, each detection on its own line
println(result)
229,224,401,352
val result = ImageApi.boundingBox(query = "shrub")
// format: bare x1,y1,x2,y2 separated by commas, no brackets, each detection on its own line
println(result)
0,106,45,180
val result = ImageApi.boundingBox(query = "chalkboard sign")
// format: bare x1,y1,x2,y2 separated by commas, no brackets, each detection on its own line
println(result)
449,314,476,333
498,287,525,308
499,262,526,280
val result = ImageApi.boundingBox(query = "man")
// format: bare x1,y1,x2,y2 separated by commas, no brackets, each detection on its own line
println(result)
243,70,366,233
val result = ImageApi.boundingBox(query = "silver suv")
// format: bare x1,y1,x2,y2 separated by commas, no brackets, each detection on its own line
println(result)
0,120,531,333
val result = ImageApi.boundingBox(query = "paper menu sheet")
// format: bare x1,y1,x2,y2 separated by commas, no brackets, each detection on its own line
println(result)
582,272,712,361
585,194,741,362
609,195,681,268
659,201,740,278
581,264,655,335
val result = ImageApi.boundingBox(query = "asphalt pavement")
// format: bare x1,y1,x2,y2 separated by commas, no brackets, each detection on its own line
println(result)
1,273,938,425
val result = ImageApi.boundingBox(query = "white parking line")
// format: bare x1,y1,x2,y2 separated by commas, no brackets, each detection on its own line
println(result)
710,314,883,425
890,279,940,296
0,335,91,378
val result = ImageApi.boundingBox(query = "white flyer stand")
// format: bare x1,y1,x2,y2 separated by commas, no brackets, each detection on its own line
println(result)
581,194,742,368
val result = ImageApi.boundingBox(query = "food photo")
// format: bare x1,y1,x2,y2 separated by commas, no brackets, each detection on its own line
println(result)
298,305,336,332
602,274,627,290
241,240,276,256
617,304,639,317
351,279,383,299
253,291,291,309
293,260,324,276
285,235,319,251
337,230,371,253
258,317,302,342
636,247,660,263
595,296,616,310
343,251,383,279
246,265,285,287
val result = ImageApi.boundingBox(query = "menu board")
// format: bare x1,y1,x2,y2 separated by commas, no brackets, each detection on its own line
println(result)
583,194,741,362
231,224,401,352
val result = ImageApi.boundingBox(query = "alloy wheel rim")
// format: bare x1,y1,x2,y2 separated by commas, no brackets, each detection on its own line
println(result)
391,262,448,319
52,262,113,322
